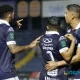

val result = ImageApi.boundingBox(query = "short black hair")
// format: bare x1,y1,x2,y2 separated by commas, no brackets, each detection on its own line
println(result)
67,4,80,17
0,4,14,18
47,16,60,28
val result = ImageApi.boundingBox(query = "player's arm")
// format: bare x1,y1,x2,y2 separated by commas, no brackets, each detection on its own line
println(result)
60,33,80,64
56,48,80,66
7,39,39,54
70,28,80,63
45,34,76,71
6,27,40,54
70,44,80,63
46,47,80,71
59,34,76,62
52,30,80,67
45,46,80,71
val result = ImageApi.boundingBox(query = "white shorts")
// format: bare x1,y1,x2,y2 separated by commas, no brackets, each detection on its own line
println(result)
69,78,80,80
4,76,19,80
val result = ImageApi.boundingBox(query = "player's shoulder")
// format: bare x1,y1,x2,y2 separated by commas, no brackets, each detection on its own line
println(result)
59,36,66,41
0,24,10,31
1,24,13,30
7,26,14,32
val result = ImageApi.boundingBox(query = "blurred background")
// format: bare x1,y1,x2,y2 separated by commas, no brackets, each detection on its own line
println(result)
0,0,80,80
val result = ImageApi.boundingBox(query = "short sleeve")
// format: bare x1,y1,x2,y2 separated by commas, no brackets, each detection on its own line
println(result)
59,36,68,53
6,27,16,45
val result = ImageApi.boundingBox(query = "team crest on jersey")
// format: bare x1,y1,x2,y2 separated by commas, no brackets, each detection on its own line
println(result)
43,38,52,43
8,27,14,32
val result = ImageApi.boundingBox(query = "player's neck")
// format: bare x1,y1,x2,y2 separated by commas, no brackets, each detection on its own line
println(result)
48,29,58,32
3,18,9,23
70,19,80,29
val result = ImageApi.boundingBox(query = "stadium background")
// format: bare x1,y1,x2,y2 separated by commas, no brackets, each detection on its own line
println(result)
0,0,80,80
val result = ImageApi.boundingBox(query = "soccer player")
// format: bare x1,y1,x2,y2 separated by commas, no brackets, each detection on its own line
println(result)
39,16,76,80
45,4,80,80
0,4,39,80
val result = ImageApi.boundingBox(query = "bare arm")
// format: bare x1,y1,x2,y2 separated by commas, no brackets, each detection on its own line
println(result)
60,34,76,62
8,44,30,54
56,44,80,66
71,47,80,63
45,34,76,71
8,36,40,54
45,47,80,71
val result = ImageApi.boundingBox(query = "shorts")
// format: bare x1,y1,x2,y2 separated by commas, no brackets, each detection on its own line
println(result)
39,72,68,80
4,76,19,80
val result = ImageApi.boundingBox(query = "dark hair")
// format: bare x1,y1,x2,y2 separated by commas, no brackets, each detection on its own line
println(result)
46,16,60,29
67,4,80,17
0,4,14,18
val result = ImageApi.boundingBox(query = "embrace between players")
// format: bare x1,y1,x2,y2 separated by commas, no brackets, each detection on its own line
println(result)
0,3,80,80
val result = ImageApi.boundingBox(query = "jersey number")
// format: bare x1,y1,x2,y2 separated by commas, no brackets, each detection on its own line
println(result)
47,51,54,61
46,51,58,77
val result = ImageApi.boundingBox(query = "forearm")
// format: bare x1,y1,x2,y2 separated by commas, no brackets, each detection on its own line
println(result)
56,60,67,67
9,44,31,54
56,55,80,67
13,45,30,54
70,55,80,64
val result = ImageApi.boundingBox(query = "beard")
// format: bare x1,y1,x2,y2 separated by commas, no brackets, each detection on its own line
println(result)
9,17,15,27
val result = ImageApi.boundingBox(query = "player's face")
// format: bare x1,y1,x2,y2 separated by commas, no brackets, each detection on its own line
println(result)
64,9,72,24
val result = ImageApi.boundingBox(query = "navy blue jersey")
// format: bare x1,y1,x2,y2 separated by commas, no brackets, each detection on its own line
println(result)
39,31,69,78
67,24,80,78
0,20,17,79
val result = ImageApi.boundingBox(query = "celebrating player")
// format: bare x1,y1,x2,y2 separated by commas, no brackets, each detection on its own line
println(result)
39,16,76,80
45,4,80,80
0,4,40,80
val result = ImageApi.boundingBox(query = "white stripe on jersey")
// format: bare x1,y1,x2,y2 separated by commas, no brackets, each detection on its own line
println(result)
77,43,80,47
59,47,68,53
6,41,16,45
4,76,19,80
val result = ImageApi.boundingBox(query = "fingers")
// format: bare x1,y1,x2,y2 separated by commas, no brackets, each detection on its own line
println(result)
18,24,22,28
45,64,53,71
17,19,23,22
65,34,71,37
65,34,73,39
17,19,23,28
34,35,43,41
36,40,40,43
45,64,50,70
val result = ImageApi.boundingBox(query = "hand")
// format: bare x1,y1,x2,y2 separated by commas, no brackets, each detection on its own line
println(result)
45,61,58,71
65,34,76,42
16,19,23,28
29,36,41,48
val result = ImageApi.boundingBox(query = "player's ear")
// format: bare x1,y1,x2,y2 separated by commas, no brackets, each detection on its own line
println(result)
8,12,12,18
8,14,11,19
71,12,75,20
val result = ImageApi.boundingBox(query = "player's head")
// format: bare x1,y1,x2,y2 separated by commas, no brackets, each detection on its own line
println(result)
46,16,60,31
65,4,80,24
0,4,14,22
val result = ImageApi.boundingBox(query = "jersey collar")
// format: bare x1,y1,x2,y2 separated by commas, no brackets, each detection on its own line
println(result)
0,19,10,26
75,22,80,29
45,31,59,35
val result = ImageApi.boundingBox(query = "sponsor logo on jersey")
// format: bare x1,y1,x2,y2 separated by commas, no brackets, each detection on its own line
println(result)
43,38,52,43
